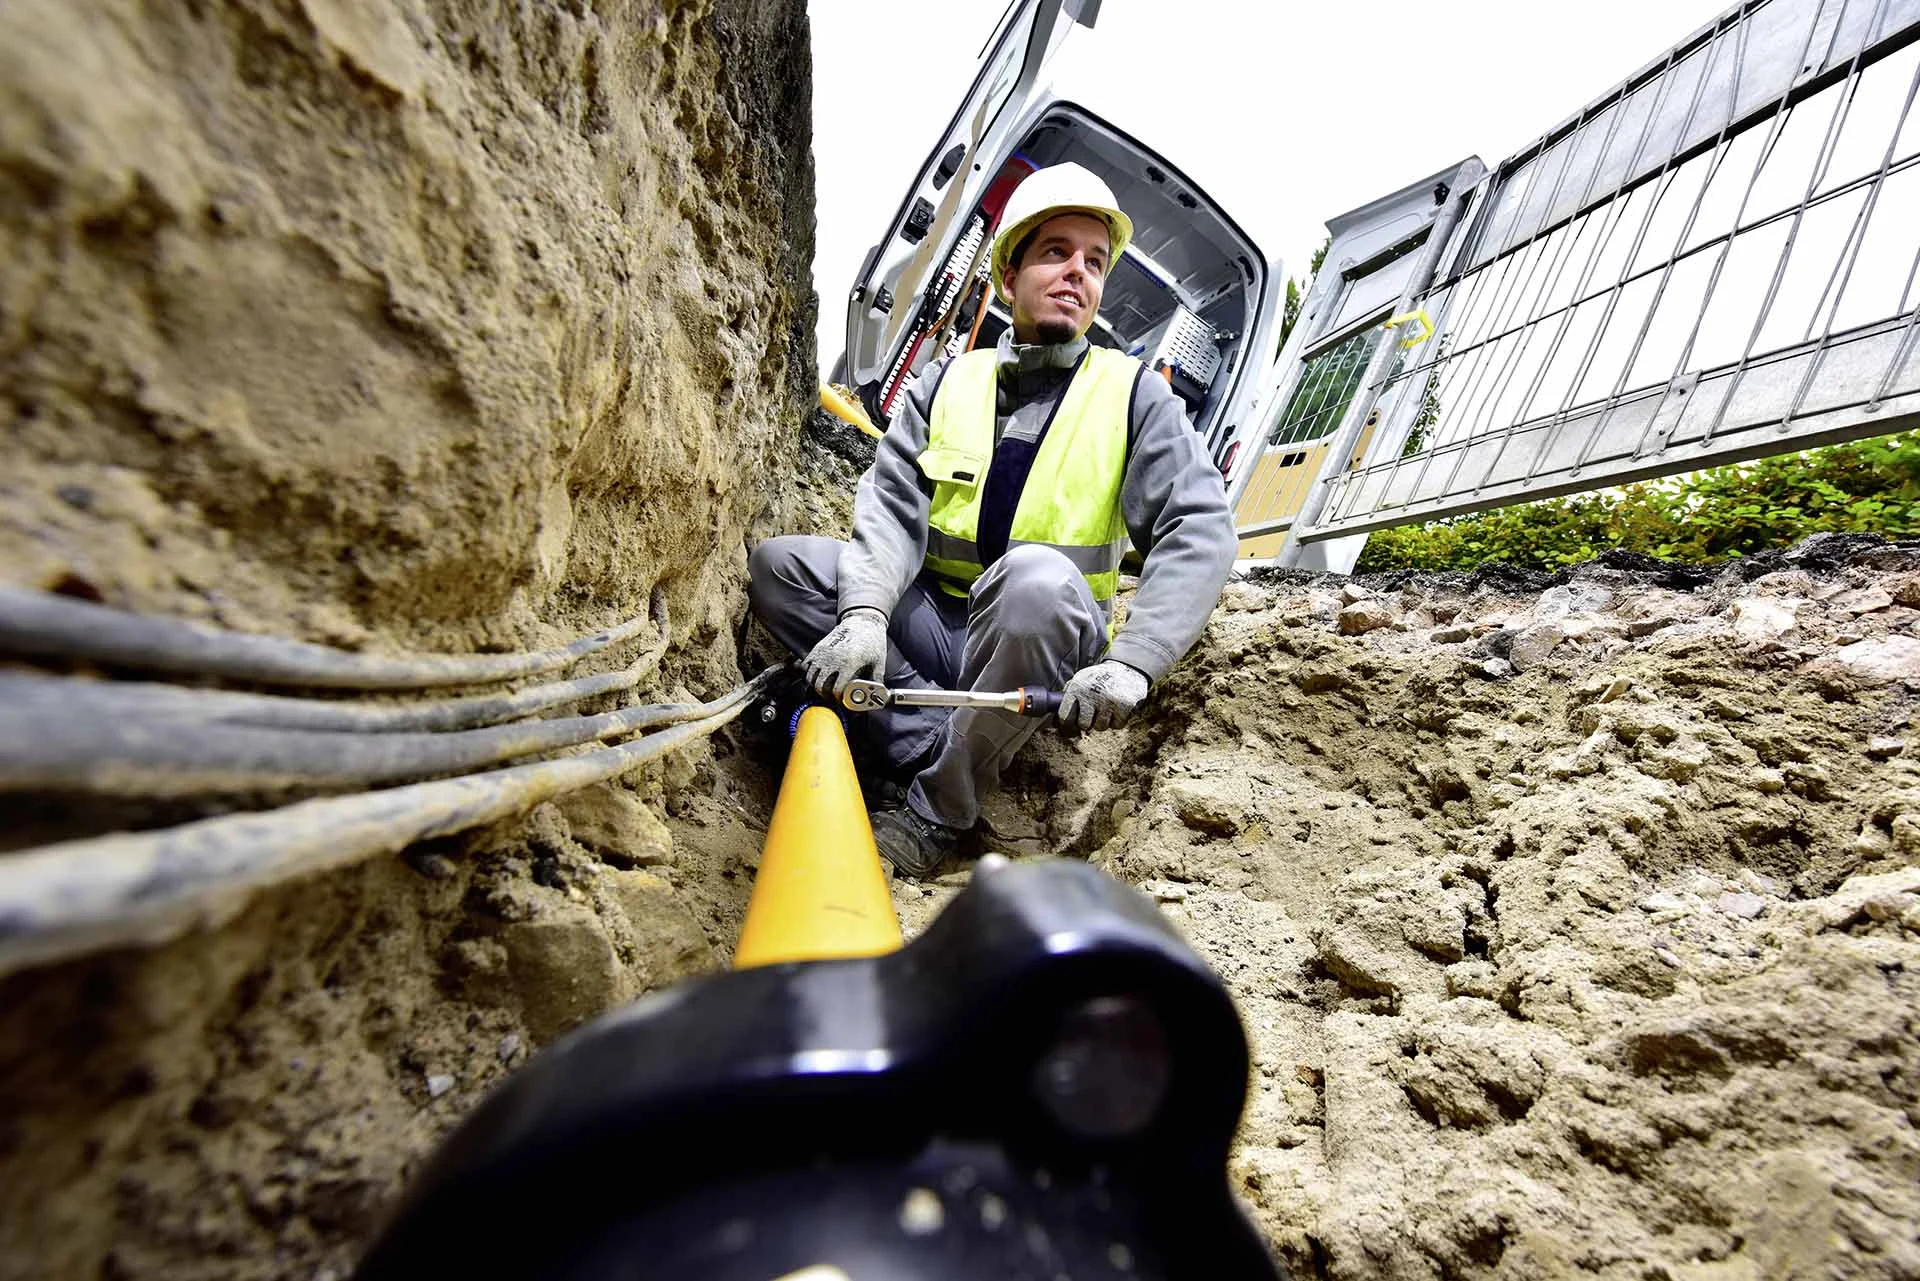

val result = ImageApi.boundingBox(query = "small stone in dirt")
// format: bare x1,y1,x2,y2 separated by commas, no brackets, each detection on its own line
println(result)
1730,598,1798,640
1294,665,1351,693
1340,583,1374,604
1639,892,1687,913
503,906,623,1041
1431,624,1473,644
1338,601,1395,635
1655,947,1683,969
1168,782,1243,838
1628,616,1677,637
607,869,718,986
1868,736,1907,758
1834,585,1894,616
558,785,675,866
1863,893,1918,923
1533,585,1574,621
425,1073,454,1099
1508,623,1563,671
1753,768,1786,793
1480,658,1515,679
1445,960,1500,1000
497,1033,522,1063
1810,634,1920,685
1717,891,1767,920
1218,581,1264,612
1598,676,1632,703
1750,569,1817,596
1419,761,1473,806
1153,885,1189,903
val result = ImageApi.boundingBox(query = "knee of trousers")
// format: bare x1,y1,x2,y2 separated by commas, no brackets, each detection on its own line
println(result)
746,535,815,624
977,545,1094,629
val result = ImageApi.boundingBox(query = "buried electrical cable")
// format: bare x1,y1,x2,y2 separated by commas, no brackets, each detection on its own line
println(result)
0,686,730,797
0,660,657,737
0,665,785,979
0,602,669,736
0,585,660,689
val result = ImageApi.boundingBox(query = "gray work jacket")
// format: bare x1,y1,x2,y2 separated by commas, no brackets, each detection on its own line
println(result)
837,331,1237,684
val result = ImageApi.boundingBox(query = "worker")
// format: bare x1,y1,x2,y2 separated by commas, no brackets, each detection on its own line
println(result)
749,162,1235,879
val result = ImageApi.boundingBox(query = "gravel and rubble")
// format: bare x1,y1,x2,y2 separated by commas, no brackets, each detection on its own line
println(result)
899,532,1920,1280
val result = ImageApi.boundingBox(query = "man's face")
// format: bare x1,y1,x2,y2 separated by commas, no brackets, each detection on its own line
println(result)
1004,213,1110,345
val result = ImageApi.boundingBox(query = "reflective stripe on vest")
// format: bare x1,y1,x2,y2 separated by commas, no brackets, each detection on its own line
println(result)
920,346,1137,601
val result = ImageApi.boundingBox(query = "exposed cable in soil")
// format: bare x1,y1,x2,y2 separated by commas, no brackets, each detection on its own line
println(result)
0,585,661,689
0,597,684,795
0,602,670,734
0,665,786,978
0,690,735,796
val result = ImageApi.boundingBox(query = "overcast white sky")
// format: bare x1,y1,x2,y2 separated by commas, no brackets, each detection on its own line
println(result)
806,0,1735,374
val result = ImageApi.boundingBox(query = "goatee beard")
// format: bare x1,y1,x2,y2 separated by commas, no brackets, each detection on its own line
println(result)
1033,318,1078,345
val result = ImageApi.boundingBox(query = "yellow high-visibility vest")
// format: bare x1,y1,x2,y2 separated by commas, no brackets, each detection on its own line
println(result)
918,346,1137,602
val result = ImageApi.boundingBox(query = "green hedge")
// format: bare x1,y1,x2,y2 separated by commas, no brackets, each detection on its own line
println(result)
1353,429,1920,573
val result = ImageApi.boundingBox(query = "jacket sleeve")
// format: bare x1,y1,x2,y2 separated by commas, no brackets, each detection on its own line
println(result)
1105,370,1237,683
836,362,942,618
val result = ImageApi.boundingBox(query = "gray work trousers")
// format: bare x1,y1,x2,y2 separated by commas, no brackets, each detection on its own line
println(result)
747,535,1107,829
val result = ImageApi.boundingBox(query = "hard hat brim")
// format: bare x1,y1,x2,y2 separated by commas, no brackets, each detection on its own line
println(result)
990,204,1134,305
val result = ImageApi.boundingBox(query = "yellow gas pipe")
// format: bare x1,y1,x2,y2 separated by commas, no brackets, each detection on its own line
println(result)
819,384,884,440
733,706,902,967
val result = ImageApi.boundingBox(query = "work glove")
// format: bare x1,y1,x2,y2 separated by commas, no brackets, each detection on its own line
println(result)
802,606,889,699
1058,659,1151,733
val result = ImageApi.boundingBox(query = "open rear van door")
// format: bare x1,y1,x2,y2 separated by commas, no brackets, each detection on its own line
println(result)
843,0,1097,415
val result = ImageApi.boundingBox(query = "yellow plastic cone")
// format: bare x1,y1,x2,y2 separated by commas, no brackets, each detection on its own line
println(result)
734,706,902,967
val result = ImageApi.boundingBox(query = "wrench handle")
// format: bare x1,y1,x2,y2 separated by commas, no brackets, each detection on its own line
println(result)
1018,687,1063,718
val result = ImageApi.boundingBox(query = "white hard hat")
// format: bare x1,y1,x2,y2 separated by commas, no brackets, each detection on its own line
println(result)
989,162,1133,304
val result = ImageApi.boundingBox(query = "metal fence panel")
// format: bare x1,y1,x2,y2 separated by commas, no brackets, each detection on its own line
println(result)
1279,0,1920,552
1467,0,1920,274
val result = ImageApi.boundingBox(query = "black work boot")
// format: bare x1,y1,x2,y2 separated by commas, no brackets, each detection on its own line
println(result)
869,807,961,881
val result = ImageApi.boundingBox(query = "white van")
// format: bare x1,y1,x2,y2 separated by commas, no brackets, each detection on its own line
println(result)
834,0,1284,473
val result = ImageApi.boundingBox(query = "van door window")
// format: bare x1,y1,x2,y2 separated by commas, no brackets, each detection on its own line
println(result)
1271,327,1381,448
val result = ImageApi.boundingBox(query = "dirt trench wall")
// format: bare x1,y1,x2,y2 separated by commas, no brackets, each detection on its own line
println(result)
0,1,813,1277
0,0,814,670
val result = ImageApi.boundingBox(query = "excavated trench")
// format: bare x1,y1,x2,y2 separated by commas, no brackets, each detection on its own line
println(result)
3,4,1919,1280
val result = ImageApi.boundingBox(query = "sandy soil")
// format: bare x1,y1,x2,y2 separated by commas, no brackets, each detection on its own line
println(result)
894,534,1920,1280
